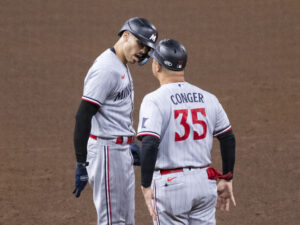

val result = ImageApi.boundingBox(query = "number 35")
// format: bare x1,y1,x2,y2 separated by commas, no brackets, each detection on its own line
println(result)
174,108,207,142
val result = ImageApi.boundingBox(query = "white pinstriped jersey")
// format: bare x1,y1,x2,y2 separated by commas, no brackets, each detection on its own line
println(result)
82,49,135,138
137,82,231,169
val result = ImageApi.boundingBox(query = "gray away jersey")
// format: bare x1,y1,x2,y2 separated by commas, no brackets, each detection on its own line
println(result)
82,49,135,138
137,82,231,169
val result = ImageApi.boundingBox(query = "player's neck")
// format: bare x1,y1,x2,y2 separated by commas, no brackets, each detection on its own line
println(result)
159,74,185,85
113,42,127,65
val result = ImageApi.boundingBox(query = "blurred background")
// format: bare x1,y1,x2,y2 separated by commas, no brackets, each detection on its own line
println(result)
0,0,299,224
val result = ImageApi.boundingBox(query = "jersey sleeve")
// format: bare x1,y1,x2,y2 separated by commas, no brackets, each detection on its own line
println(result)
137,95,162,139
82,68,118,106
213,98,232,137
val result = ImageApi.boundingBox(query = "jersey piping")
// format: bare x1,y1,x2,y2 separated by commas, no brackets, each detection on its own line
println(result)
137,131,160,139
213,125,232,137
82,96,103,106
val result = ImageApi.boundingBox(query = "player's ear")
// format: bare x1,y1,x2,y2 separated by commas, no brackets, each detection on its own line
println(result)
153,59,161,73
157,62,162,72
122,31,130,42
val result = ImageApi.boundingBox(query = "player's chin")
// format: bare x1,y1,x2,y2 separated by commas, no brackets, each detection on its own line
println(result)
129,55,139,64
128,60,137,64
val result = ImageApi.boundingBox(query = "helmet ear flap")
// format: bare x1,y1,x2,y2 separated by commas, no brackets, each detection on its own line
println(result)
137,51,151,65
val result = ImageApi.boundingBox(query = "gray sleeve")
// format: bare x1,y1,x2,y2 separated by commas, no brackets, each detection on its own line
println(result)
137,95,162,139
82,68,119,106
213,97,231,136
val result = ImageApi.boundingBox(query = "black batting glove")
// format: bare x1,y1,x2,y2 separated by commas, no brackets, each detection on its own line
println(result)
73,162,89,198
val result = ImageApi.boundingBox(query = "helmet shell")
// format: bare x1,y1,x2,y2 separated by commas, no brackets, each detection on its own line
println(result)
118,17,158,49
149,39,187,71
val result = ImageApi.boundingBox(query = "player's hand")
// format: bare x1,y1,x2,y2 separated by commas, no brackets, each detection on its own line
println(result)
141,186,157,221
73,162,89,198
217,179,236,211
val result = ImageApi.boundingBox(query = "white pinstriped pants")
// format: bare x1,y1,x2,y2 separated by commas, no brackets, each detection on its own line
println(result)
86,137,135,225
152,168,217,225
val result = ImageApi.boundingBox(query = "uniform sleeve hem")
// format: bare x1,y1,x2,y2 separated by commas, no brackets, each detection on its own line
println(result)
137,132,160,139
213,125,232,137
82,96,102,106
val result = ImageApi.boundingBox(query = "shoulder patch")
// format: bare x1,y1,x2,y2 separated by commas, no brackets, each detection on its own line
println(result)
142,117,148,128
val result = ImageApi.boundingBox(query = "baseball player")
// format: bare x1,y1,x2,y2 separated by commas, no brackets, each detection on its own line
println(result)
72,17,158,225
137,39,236,225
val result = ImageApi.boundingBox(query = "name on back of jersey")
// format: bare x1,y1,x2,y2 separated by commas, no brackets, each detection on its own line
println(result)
170,92,204,105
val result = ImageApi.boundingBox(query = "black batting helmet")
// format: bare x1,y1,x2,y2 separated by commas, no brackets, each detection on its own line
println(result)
149,39,187,71
118,17,158,49
118,17,158,65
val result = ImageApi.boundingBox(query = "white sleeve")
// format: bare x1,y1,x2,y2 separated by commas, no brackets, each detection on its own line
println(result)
82,68,118,106
213,99,231,136
137,95,162,139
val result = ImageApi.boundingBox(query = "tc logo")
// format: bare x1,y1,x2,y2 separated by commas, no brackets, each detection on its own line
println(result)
149,33,157,42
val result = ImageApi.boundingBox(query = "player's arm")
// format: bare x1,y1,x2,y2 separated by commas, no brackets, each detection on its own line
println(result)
213,97,236,210
216,129,235,178
216,129,236,210
137,95,162,219
139,135,160,188
74,100,99,163
137,97,162,187
73,100,99,198
139,134,160,221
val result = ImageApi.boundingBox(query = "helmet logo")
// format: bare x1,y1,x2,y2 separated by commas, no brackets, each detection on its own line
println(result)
149,33,157,42
164,60,172,67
